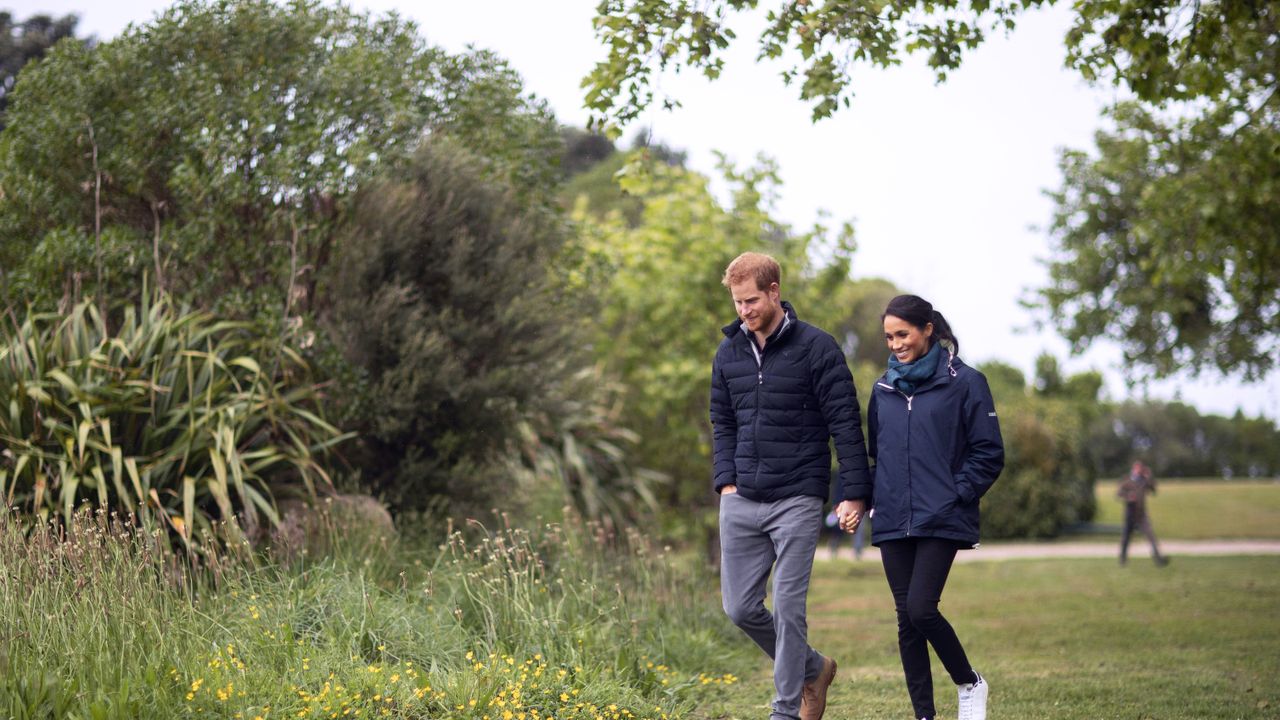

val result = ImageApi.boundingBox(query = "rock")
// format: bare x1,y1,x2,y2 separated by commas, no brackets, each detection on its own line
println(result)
268,493,395,558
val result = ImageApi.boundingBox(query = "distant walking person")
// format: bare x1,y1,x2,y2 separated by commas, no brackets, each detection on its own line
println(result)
1118,461,1169,567
710,252,872,720
852,294,1004,720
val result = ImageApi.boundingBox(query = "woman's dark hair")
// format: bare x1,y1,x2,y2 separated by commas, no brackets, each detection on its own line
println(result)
882,294,960,356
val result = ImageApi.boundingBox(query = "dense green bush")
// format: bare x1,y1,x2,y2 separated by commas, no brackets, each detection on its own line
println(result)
980,401,1092,538
321,138,583,515
978,360,1096,538
0,295,347,541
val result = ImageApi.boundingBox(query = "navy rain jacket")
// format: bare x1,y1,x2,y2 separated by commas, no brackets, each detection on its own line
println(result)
867,351,1004,547
710,302,871,503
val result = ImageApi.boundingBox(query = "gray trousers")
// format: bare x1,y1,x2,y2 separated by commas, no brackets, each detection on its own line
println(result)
720,493,826,720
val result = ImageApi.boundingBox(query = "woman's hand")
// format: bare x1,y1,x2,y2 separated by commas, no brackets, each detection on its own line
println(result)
835,499,866,532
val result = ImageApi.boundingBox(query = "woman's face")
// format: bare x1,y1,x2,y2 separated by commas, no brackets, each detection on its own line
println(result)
883,314,933,364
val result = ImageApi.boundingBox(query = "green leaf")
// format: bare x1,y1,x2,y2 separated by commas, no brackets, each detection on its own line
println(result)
46,369,79,395
228,356,262,375
182,476,195,542
61,474,79,524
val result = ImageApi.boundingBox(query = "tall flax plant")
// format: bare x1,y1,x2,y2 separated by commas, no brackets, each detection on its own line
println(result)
506,366,668,530
0,295,349,545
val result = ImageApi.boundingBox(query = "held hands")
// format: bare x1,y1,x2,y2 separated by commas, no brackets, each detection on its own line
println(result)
835,499,865,533
722,485,860,533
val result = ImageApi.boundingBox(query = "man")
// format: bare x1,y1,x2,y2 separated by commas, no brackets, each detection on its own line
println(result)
1118,460,1169,567
710,252,871,720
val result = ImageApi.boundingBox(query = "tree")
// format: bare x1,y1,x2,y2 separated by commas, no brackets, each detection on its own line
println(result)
1084,400,1280,479
561,129,690,227
1038,2,1279,380
1041,98,1278,380
0,11,83,128
824,276,903,366
585,0,1051,124
583,2,1279,381
1040,0,1278,378
560,127,617,178
1034,353,1064,395
0,0,559,325
584,0,1269,125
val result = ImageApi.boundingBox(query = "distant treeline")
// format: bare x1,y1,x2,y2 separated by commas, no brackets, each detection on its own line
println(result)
1087,400,1279,480
981,355,1280,481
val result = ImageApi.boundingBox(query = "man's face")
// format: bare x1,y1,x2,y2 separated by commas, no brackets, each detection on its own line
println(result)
730,280,782,334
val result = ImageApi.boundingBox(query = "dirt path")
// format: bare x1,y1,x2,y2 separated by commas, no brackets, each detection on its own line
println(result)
819,539,1280,563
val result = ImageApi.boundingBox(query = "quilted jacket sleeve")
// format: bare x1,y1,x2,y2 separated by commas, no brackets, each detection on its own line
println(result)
809,333,871,503
709,348,738,494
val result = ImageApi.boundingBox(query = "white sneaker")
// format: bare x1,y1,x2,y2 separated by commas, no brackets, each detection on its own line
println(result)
957,672,988,720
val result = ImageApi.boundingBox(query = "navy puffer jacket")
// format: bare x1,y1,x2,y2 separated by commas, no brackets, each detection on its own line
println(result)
867,351,1004,547
710,302,871,503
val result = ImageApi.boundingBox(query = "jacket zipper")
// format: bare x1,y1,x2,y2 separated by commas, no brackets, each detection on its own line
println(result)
903,390,914,535
877,382,915,535
879,355,957,537
746,315,791,492
753,346,765,490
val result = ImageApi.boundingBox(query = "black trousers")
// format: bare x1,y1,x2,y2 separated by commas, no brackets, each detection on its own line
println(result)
880,537,977,720
1120,504,1165,563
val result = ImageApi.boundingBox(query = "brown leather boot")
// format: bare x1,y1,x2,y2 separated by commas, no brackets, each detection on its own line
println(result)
800,656,837,720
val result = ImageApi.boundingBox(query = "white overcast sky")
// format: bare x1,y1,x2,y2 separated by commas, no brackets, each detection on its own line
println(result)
8,0,1279,420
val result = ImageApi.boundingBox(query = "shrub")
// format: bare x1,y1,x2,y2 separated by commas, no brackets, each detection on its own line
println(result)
0,295,349,542
320,138,582,515
980,395,1094,538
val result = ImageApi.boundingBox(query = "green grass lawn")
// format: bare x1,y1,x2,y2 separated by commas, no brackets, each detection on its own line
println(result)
1093,479,1280,539
696,556,1280,720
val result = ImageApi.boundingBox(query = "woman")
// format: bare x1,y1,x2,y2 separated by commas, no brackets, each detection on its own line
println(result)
839,294,1004,720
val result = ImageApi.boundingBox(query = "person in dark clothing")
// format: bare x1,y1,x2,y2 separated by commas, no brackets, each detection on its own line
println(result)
848,294,1003,720
1118,460,1169,566
710,252,872,720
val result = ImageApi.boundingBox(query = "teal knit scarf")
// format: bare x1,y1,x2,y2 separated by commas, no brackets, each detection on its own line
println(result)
885,341,943,395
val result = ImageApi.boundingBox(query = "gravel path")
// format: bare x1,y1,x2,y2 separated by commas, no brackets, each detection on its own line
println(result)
819,539,1280,563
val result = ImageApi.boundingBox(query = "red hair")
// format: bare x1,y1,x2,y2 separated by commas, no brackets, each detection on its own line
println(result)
722,252,780,290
